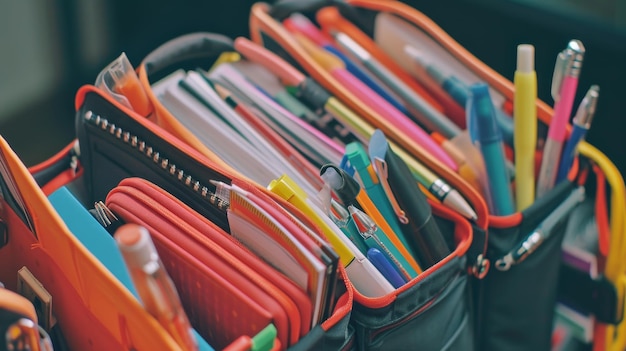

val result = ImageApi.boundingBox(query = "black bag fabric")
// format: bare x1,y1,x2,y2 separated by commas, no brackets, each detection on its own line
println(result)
478,180,577,350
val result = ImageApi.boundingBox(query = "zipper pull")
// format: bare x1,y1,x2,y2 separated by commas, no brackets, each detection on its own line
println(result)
208,180,231,209
494,186,585,271
70,140,81,176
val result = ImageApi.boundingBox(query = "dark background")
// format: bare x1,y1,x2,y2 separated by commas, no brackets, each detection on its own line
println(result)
1,0,624,174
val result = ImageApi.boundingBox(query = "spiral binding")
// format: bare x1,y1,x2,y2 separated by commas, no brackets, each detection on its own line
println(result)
83,110,230,211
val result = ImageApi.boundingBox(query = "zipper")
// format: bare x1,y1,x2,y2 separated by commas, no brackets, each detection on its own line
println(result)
340,333,355,351
350,0,509,109
70,140,80,176
107,184,303,346
368,293,438,342
362,252,468,344
82,110,230,213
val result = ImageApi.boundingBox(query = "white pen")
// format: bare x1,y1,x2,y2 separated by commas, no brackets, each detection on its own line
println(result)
334,32,461,139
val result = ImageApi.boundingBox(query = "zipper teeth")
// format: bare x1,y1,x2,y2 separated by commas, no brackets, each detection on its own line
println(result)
84,110,230,211
369,296,437,342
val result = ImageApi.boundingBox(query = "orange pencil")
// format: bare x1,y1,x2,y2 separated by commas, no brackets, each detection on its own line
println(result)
431,132,482,192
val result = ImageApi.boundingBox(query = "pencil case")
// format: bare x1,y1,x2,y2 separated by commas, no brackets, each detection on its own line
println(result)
248,1,626,350
135,26,477,350
106,177,309,349
0,133,182,349
105,176,358,350
97,27,479,350
19,83,355,350
346,201,474,350
0,84,253,349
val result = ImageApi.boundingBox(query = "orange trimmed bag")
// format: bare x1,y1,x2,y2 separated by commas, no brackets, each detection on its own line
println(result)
248,1,626,350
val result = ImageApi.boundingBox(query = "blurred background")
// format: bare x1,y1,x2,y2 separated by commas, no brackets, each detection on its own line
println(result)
0,0,624,174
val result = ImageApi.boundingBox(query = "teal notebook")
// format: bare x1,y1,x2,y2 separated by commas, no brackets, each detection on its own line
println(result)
48,186,137,296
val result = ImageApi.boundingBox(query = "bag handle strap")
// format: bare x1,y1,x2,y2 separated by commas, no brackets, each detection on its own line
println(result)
133,33,244,165
142,32,234,80
269,0,335,20
268,0,361,23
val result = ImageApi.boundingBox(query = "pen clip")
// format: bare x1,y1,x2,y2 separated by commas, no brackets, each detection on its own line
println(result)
338,155,355,178
372,157,409,224
328,199,350,227
550,50,572,102
551,40,585,101
348,205,412,281
573,85,600,127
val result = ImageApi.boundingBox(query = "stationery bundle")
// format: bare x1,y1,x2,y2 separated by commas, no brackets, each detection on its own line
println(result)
0,1,624,350
249,1,626,350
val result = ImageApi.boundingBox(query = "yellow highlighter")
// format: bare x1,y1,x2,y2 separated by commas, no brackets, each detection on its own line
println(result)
269,174,354,264
268,174,395,297
514,44,537,211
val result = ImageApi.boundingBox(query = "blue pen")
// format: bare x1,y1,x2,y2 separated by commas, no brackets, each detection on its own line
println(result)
285,13,410,115
415,61,516,179
324,46,411,116
445,75,514,147
367,248,407,288
469,83,515,216
344,142,413,256
556,85,599,183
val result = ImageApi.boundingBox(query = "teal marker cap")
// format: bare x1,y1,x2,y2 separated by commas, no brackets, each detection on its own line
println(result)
345,142,376,189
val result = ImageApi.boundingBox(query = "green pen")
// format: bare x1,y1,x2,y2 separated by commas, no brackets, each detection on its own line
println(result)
345,141,415,258
273,89,320,124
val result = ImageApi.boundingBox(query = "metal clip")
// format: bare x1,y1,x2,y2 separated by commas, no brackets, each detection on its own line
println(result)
371,157,409,224
494,253,514,272
551,40,585,101
495,231,545,271
472,254,490,278
93,201,120,229
572,85,600,128
67,140,81,177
